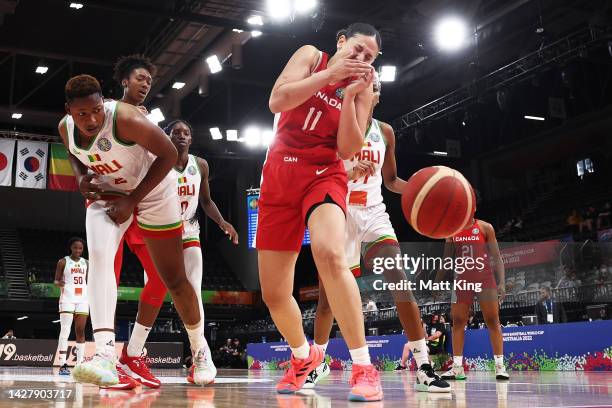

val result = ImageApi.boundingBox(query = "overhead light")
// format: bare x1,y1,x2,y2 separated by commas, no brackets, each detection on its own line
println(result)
16,316,28,321
35,66,49,74
244,126,261,147
432,151,448,156
247,15,264,26
172,81,186,89
147,108,165,125
69,3,83,9
262,129,275,147
11,113,22,119
206,55,223,74
267,0,291,20
210,127,223,140
251,30,262,38
434,16,469,52
233,28,244,33
524,115,545,121
226,129,238,141
295,0,317,14
52,319,60,324
379,66,396,82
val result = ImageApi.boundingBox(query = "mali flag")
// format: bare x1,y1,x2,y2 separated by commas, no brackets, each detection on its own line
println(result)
48,143,77,191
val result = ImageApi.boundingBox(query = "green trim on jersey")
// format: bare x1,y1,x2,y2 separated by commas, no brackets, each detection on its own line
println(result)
71,122,97,151
111,102,136,146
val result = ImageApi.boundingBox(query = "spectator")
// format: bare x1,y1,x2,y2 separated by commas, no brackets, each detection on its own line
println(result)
566,209,582,235
466,310,479,330
557,269,580,289
597,203,611,230
580,206,597,233
535,286,567,324
426,314,446,355
2,329,16,339
365,298,378,313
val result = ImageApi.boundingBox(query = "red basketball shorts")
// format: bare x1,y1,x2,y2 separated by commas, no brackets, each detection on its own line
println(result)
255,154,348,252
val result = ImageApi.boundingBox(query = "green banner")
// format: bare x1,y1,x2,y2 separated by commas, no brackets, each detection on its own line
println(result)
30,283,253,305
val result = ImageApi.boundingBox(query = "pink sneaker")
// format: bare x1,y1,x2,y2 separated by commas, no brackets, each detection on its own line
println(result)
348,364,383,402
276,345,324,394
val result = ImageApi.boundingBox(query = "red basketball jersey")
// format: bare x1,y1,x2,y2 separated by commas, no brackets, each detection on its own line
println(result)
452,219,490,273
269,51,352,165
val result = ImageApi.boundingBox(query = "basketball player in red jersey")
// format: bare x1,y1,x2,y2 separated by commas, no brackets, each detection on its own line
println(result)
256,23,383,401
439,212,510,381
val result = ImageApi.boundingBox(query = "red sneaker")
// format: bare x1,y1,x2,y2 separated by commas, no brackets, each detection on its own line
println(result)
348,364,383,402
100,365,139,390
276,345,324,394
120,347,161,389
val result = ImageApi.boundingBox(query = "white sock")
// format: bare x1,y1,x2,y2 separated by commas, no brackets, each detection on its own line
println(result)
185,320,206,355
75,343,85,364
315,342,328,353
349,346,371,366
494,355,504,366
127,322,151,357
94,331,116,357
291,341,310,360
453,356,463,367
409,338,429,367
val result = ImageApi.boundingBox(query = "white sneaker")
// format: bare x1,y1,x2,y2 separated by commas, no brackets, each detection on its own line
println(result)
495,363,510,380
72,352,118,386
189,347,217,385
441,365,466,380
303,362,330,389
415,363,452,393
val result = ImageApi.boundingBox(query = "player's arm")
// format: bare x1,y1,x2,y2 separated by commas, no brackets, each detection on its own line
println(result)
85,259,89,283
337,73,374,159
269,45,329,113
195,156,238,244
115,102,177,204
483,221,506,298
54,258,66,287
58,118,102,200
380,121,407,194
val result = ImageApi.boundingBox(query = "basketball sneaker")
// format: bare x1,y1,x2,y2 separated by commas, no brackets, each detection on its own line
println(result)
188,346,217,385
72,352,118,386
100,365,139,390
119,346,160,389
495,363,510,380
441,365,466,381
348,364,383,402
303,361,330,389
276,345,324,394
59,363,70,376
415,363,451,392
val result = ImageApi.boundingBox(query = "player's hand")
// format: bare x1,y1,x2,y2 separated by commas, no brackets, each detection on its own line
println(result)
104,196,136,225
219,221,239,245
54,279,64,288
326,54,373,84
137,105,149,115
498,284,507,304
351,160,376,180
345,67,374,97
78,173,103,201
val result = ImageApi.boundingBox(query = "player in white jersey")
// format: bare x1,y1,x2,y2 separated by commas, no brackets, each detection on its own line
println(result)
306,75,450,393
54,237,89,375
58,74,211,386
121,119,239,385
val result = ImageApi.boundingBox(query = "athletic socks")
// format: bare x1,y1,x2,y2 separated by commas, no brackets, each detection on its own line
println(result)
57,313,73,365
75,343,85,364
454,355,464,367
291,341,310,360
349,346,371,366
185,320,206,355
408,338,429,367
494,355,504,366
94,331,116,357
127,322,152,357
315,342,329,353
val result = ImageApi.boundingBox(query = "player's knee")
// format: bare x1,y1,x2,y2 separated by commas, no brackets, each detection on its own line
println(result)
261,287,289,309
452,313,469,328
75,332,85,342
314,245,346,277
484,315,501,329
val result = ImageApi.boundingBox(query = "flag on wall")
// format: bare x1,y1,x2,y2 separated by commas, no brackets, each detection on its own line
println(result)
15,140,48,189
0,139,15,186
48,143,77,191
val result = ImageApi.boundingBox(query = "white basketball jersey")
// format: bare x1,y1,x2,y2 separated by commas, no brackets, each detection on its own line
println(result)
65,100,155,194
344,119,386,208
173,155,202,238
61,256,88,303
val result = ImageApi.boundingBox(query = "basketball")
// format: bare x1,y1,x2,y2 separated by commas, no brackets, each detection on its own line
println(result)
401,166,476,239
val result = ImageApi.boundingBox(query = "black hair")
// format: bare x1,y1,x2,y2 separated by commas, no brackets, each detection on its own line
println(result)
65,75,102,103
68,237,85,250
336,22,382,51
113,54,157,84
164,119,194,136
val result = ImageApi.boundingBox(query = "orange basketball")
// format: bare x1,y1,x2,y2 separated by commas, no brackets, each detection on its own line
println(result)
401,166,476,239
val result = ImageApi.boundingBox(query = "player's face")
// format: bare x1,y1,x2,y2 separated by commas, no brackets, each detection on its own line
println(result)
66,94,105,137
170,122,192,150
337,34,379,64
71,241,83,258
125,68,152,105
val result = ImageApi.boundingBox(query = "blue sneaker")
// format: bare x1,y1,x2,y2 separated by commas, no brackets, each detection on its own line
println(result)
59,364,71,376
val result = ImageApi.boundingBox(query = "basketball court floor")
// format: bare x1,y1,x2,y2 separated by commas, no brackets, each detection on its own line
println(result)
0,368,610,407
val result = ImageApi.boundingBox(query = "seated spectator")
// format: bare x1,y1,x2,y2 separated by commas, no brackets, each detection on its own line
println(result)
535,286,567,324
566,209,582,235
364,297,379,317
597,203,611,230
557,270,580,289
2,329,16,339
466,310,479,330
426,314,446,355
580,206,597,233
